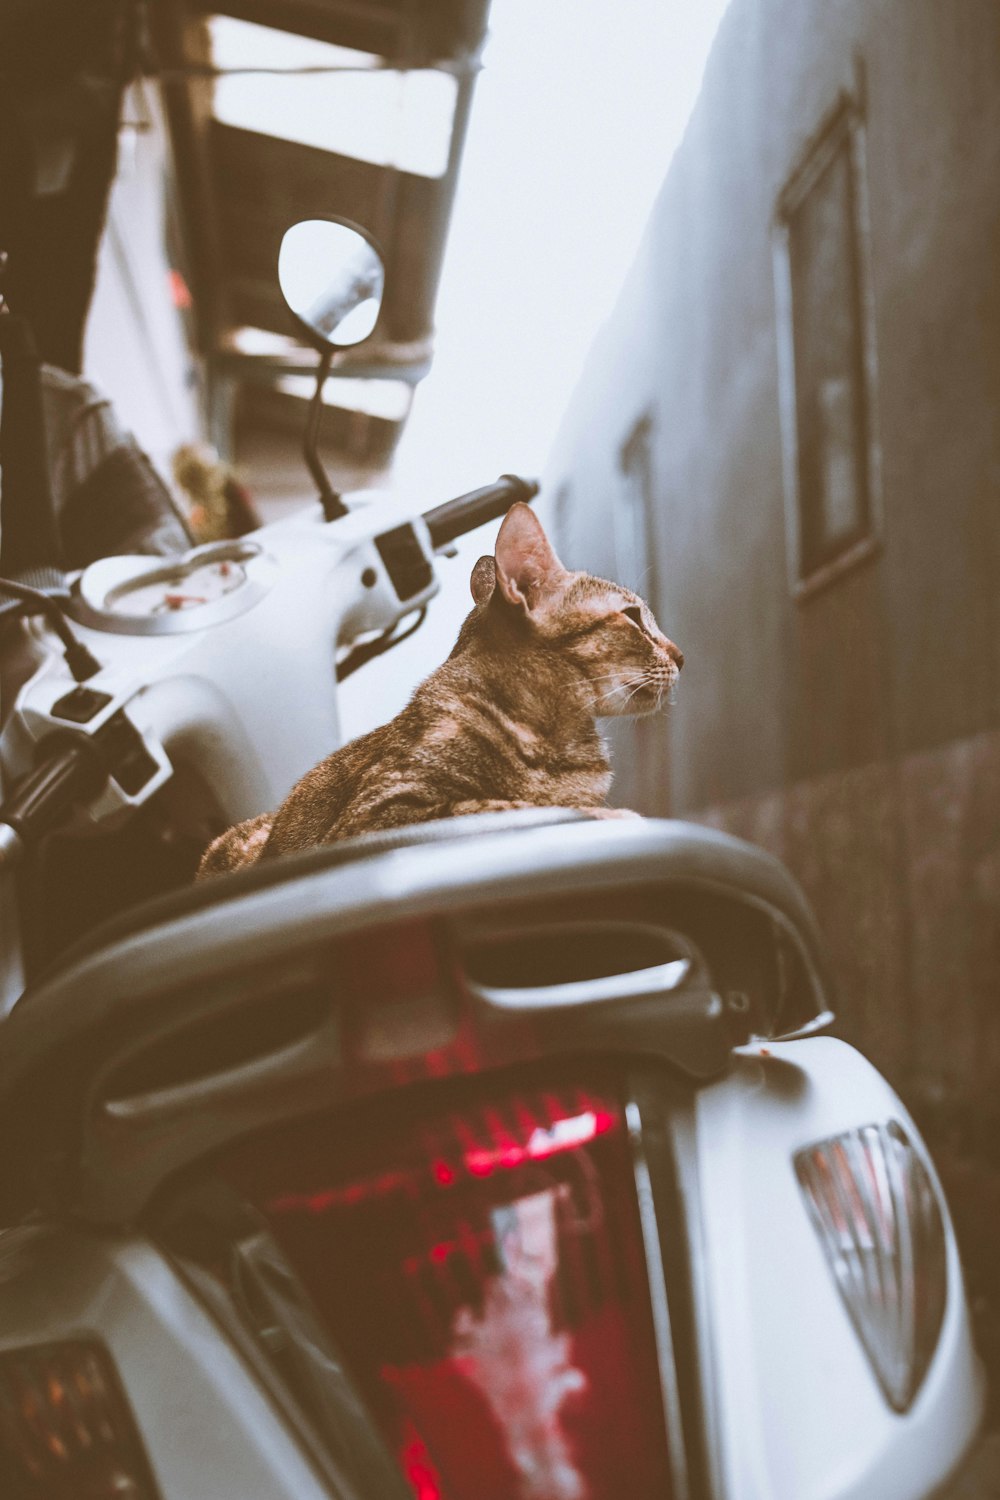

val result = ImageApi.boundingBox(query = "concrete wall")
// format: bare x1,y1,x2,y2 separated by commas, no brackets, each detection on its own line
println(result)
544,0,1000,1111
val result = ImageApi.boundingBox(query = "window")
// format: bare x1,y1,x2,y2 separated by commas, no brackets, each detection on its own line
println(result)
616,414,656,597
773,99,881,597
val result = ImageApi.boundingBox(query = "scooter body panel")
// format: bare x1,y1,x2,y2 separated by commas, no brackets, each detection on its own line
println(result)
2,500,441,831
0,1223,331,1500
691,1036,984,1500
0,1038,983,1500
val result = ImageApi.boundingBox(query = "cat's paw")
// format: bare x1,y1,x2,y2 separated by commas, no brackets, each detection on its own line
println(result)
588,807,642,820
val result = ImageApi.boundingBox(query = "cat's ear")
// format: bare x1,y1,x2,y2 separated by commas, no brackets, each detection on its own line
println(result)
494,503,567,613
470,555,496,605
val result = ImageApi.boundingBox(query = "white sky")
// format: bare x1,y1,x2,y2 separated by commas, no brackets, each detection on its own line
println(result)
341,0,731,733
393,0,731,495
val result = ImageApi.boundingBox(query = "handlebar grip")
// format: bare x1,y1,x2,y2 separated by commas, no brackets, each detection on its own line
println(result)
1,736,106,845
423,474,539,550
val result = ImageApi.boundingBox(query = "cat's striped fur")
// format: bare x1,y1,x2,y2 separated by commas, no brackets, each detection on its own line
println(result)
197,503,682,878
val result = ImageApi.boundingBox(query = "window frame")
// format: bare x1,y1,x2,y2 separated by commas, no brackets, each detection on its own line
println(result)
615,411,657,601
772,91,883,601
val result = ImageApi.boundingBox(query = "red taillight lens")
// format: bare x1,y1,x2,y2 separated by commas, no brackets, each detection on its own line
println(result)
227,1080,674,1500
0,1339,160,1499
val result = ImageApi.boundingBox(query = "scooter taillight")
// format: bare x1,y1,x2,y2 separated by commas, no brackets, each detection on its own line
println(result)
239,1080,675,1500
0,1339,160,1499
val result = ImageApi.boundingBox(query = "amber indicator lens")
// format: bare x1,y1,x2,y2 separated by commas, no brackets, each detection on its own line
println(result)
0,1338,160,1498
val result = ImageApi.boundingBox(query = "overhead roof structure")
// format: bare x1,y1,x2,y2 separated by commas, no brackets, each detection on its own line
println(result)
151,0,492,470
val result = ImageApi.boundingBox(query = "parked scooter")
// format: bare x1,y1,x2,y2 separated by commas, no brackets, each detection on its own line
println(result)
0,219,988,1500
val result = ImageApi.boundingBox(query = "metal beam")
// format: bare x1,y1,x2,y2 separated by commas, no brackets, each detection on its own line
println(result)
211,342,432,385
150,0,227,353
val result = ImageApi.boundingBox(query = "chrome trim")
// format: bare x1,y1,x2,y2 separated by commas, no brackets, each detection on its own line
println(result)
626,1096,690,1500
0,822,23,867
465,957,692,1012
754,1008,836,1044
669,1092,725,1500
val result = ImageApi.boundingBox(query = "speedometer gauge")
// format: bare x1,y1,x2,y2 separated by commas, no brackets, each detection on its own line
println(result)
71,541,277,636
106,558,248,617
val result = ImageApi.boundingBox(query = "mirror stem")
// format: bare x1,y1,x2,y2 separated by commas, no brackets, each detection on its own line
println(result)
304,349,348,522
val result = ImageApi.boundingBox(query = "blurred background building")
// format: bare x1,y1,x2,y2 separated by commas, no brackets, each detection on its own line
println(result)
546,0,1000,1138
542,0,1000,1372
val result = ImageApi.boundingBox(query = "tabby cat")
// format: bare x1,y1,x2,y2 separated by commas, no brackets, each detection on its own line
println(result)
197,503,682,878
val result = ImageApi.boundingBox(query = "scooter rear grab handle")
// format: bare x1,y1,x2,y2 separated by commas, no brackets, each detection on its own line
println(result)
423,473,539,550
0,815,834,1225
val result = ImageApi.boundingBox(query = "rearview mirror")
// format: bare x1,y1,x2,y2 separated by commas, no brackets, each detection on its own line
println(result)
278,217,385,350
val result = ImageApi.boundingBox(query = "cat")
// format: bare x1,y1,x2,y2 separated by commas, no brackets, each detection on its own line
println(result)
197,502,683,879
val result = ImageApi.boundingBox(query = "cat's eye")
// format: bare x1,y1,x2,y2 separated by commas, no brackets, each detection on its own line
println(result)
621,606,644,629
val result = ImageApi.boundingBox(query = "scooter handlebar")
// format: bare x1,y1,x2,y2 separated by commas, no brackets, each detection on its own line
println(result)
0,735,106,865
423,474,539,550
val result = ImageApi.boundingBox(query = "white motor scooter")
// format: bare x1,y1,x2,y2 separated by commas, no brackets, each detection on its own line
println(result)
0,218,987,1500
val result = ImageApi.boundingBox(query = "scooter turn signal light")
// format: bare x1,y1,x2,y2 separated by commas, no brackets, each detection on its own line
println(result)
795,1121,947,1411
0,1337,161,1498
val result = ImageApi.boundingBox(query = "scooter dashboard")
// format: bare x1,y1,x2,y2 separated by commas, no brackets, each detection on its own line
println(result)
69,540,277,636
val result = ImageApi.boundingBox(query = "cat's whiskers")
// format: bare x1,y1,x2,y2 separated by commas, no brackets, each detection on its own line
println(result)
593,671,656,713
589,665,660,685
590,669,649,701
620,676,654,710
629,564,656,595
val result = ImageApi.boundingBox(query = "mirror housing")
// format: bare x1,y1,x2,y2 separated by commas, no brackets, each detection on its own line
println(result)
275,216,386,519
277,217,385,352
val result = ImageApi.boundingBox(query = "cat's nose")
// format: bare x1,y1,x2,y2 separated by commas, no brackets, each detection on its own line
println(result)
665,639,684,670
